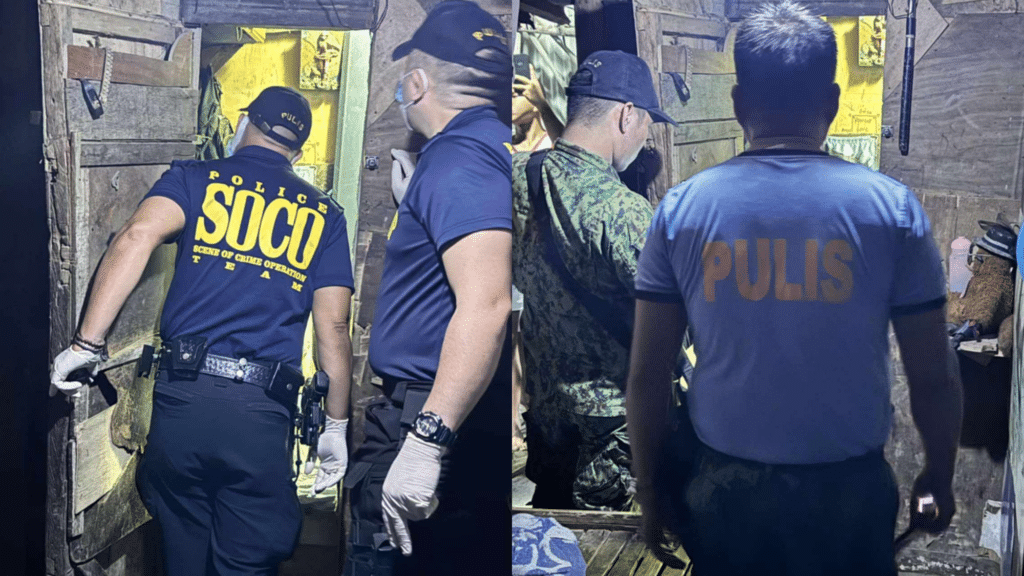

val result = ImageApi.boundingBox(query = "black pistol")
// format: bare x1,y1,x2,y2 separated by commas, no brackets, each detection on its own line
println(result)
298,370,330,448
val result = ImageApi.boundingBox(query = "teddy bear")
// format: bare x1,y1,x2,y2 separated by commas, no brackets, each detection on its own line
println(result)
947,219,1018,355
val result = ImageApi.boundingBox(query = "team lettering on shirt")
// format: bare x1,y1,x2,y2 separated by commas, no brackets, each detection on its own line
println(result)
702,239,853,303
191,170,328,292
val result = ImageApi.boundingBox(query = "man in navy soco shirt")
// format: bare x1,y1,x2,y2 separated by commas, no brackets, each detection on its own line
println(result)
49,87,355,576
343,3,513,575
626,2,963,574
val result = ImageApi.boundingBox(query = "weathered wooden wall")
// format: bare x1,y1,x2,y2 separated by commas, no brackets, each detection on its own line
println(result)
181,0,375,29
42,0,198,572
881,14,1024,199
879,1,1024,573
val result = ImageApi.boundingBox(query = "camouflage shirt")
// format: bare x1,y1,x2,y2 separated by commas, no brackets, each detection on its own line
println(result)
512,139,654,418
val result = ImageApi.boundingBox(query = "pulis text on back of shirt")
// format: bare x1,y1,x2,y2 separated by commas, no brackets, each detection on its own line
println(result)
703,238,854,303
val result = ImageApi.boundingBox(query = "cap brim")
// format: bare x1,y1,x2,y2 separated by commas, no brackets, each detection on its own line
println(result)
645,107,678,126
392,40,415,61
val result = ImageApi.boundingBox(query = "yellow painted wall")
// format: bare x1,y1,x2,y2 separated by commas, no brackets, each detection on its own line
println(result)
216,30,340,166
825,17,884,136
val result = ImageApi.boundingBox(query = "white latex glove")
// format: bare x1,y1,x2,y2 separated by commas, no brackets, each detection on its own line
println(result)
49,346,103,398
308,415,348,496
390,149,415,206
381,433,446,556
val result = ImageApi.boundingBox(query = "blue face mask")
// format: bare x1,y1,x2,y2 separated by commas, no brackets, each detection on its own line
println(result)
395,69,428,132
225,115,249,157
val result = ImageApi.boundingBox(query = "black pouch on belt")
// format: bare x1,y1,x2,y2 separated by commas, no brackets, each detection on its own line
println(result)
266,362,304,410
164,336,208,380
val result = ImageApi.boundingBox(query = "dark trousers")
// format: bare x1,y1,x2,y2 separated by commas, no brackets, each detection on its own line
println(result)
136,372,302,576
524,411,632,511
344,395,510,576
675,443,899,576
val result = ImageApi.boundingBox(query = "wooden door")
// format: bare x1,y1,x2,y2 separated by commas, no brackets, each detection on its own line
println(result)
348,0,514,447
632,0,738,205
40,0,200,572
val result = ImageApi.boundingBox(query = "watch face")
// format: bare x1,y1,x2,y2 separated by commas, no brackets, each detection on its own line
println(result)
416,415,440,438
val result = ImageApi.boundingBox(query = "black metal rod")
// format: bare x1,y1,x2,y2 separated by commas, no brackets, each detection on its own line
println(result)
899,0,918,156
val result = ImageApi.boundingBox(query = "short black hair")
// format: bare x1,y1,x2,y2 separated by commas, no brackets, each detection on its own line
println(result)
734,0,837,113
566,95,618,127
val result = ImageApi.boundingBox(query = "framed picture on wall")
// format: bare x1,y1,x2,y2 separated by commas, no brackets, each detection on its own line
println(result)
300,30,345,90
858,16,885,67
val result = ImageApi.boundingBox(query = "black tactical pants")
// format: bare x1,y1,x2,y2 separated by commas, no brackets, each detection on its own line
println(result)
136,372,302,576
343,389,509,576
675,443,899,576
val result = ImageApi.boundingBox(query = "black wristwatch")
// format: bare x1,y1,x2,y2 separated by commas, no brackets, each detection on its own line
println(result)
411,411,457,446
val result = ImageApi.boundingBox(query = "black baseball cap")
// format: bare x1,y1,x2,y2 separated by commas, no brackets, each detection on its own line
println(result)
392,0,511,80
241,86,312,151
566,50,678,126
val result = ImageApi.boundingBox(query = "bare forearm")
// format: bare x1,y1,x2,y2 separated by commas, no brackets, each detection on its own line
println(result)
908,345,963,483
317,329,352,420
422,301,510,431
626,357,675,486
78,228,162,343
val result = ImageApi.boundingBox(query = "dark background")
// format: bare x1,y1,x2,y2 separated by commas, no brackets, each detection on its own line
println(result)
0,0,50,573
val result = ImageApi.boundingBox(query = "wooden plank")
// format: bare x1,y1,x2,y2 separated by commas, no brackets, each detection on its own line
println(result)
83,166,175,358
649,12,728,39
74,408,129,514
81,140,195,166
606,534,649,576
633,0,726,18
673,119,743,144
661,73,736,124
631,549,669,576
70,453,152,564
512,507,642,530
634,8,674,206
181,0,376,30
41,5,75,573
953,195,1020,247
66,81,198,141
918,191,959,264
727,0,885,18
883,0,948,102
587,531,632,576
70,7,178,45
673,138,737,183
880,15,1024,198
660,45,734,75
933,0,1018,19
578,529,610,565
67,34,190,87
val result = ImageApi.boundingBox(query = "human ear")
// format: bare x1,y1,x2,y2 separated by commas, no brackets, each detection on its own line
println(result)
619,102,635,134
406,68,428,101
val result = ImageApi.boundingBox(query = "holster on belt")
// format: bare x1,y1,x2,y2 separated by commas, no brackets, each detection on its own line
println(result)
384,379,433,431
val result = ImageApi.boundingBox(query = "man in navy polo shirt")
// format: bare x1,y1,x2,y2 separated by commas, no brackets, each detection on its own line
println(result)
50,86,355,575
342,2,513,575
626,2,963,574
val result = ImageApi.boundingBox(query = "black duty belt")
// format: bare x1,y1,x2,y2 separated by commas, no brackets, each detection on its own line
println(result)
380,377,432,407
160,352,274,387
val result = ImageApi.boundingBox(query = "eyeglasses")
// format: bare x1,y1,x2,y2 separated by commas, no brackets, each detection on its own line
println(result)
967,251,988,266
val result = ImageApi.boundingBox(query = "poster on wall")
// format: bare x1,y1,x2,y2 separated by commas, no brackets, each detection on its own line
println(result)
858,16,885,67
300,30,345,90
